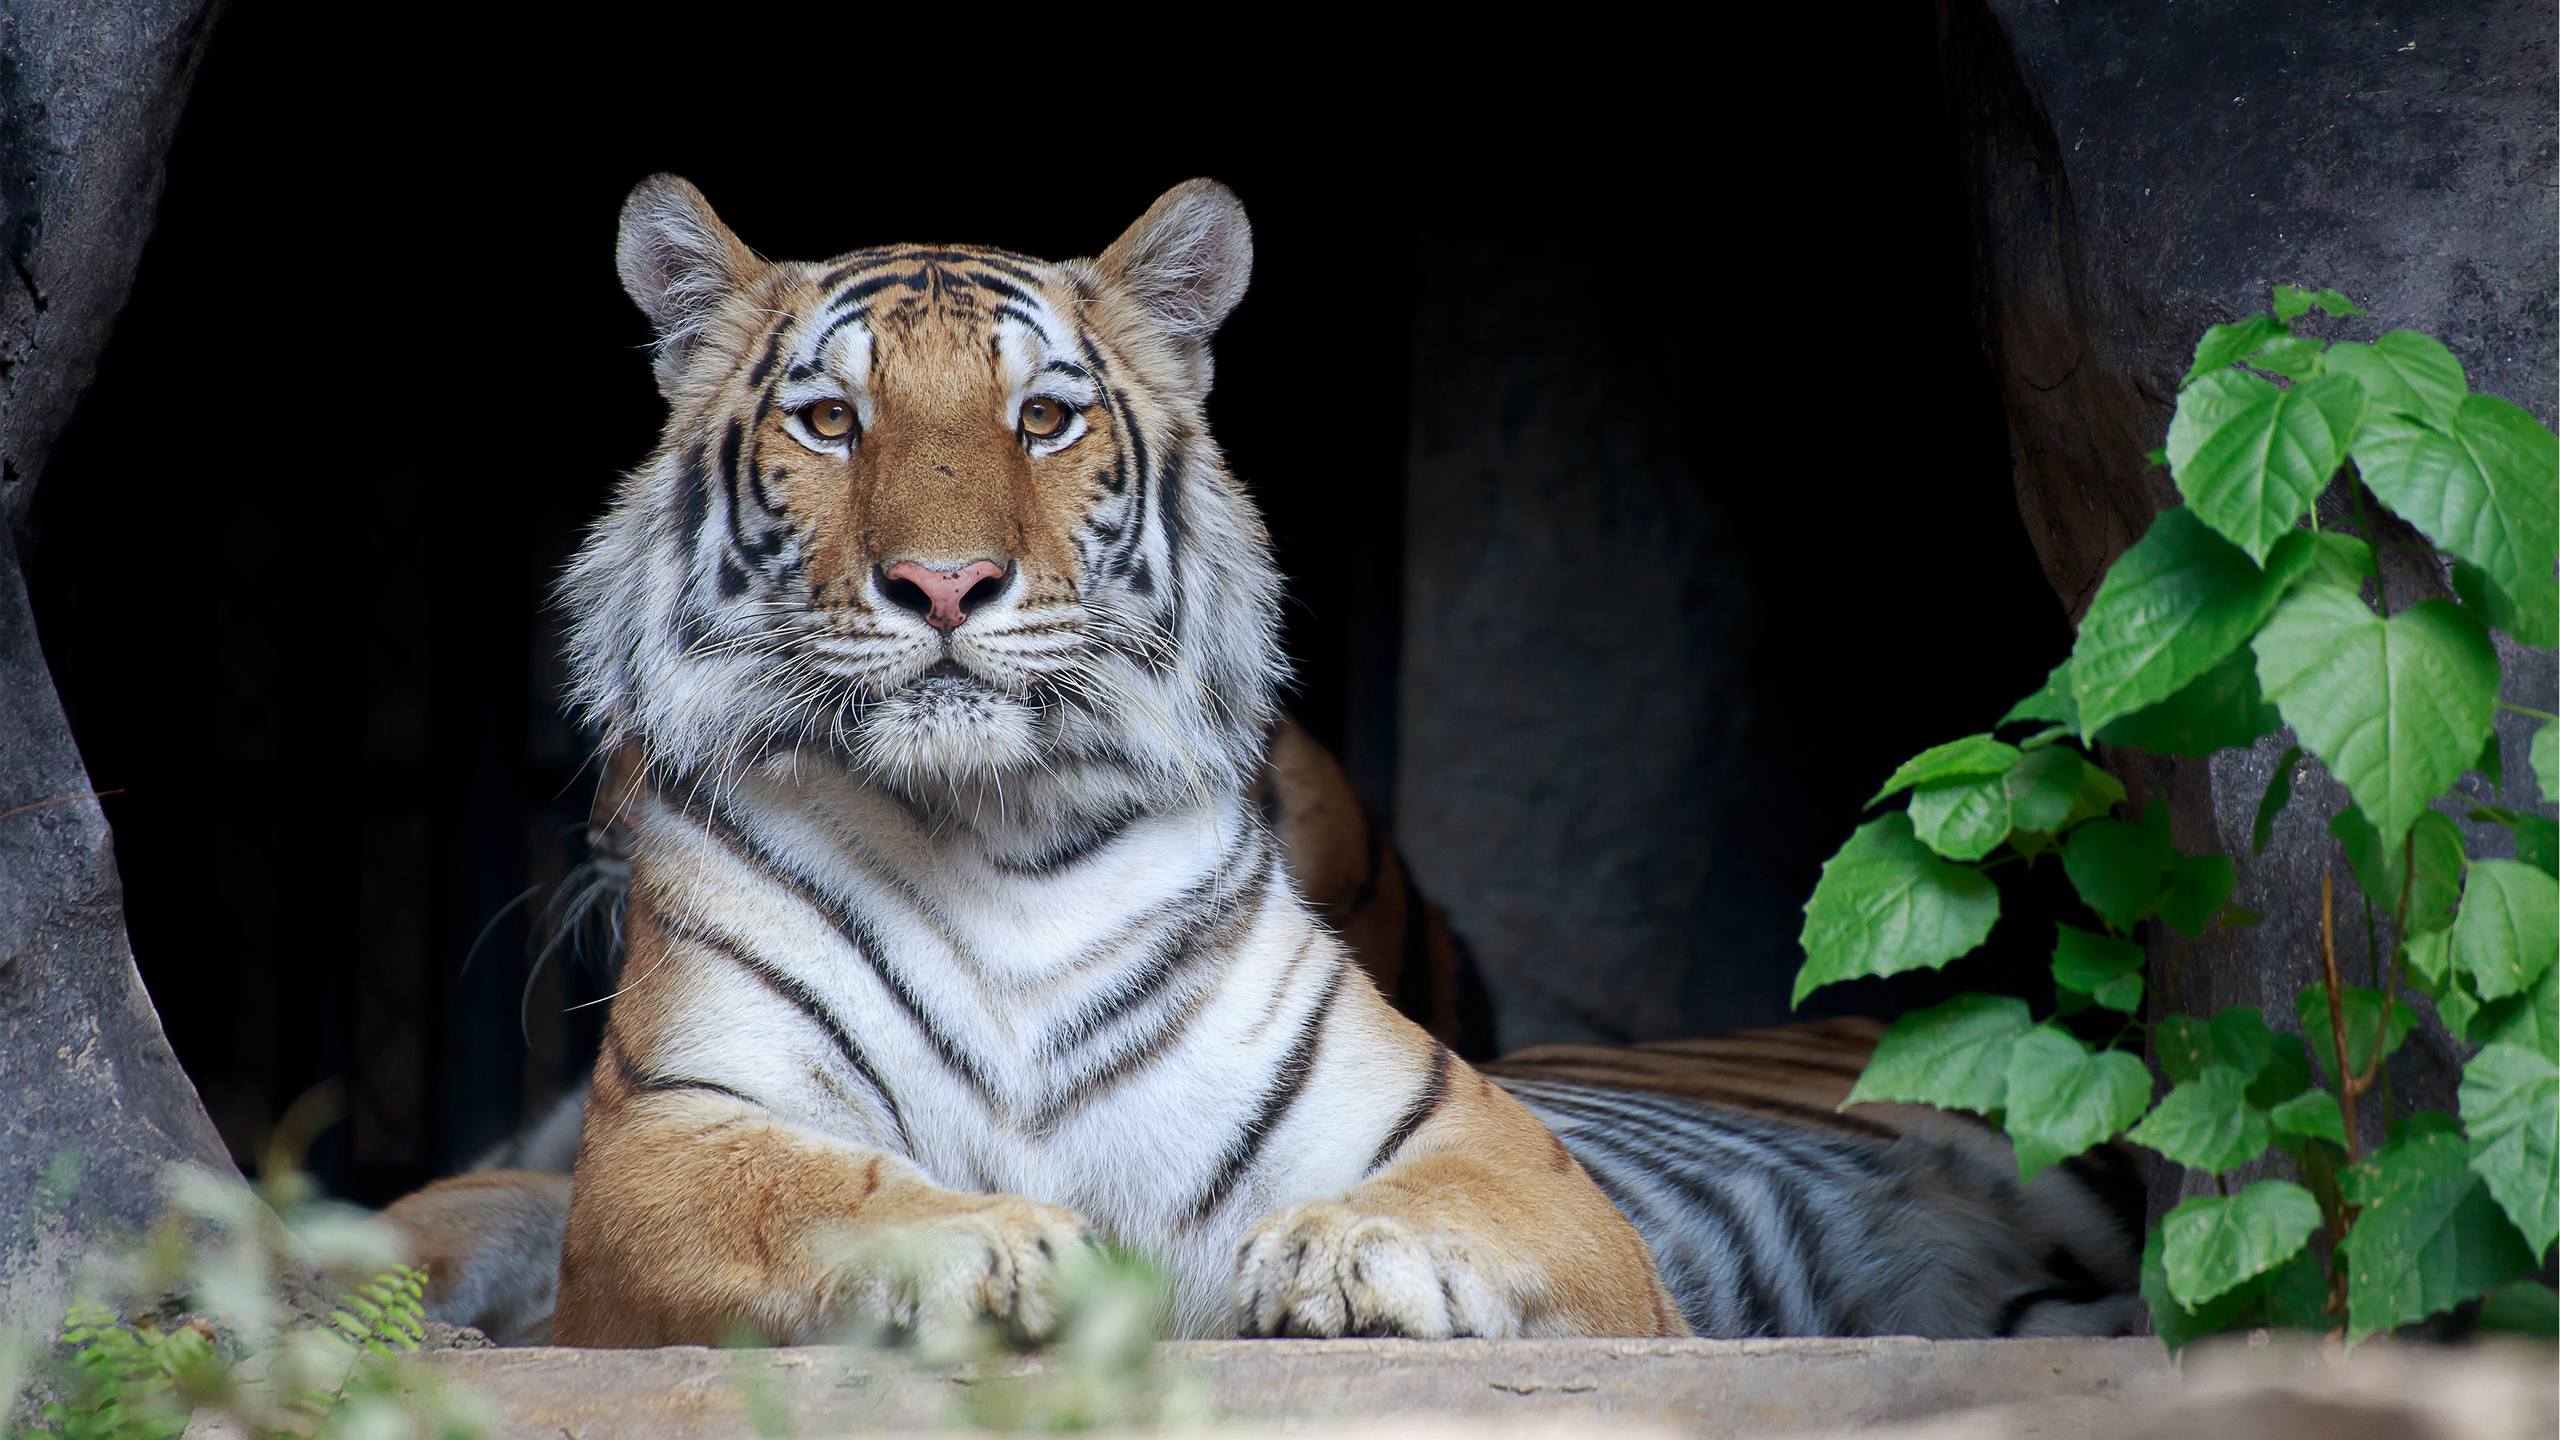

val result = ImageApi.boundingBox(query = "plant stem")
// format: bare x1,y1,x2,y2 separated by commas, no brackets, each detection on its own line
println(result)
2318,865,2361,1319
2319,867,2360,1166
2346,473,2392,614
2499,701,2560,722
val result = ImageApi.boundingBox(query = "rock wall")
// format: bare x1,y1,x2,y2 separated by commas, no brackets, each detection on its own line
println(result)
0,0,232,1320
1943,0,2557,1215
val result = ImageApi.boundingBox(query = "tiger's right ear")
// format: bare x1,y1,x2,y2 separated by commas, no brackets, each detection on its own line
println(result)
616,175,759,392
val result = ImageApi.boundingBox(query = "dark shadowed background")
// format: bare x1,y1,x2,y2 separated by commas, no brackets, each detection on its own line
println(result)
26,12,2073,1204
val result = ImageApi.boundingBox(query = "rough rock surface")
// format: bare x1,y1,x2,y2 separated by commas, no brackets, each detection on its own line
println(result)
0,546,239,1321
1945,0,2558,1214
0,0,232,1321
0,0,221,539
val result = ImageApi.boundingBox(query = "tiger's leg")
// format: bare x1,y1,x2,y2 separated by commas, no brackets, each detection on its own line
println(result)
552,1044,1089,1347
1232,1050,1687,1339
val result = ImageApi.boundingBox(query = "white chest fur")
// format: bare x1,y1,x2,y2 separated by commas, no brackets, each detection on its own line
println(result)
625,762,1412,1334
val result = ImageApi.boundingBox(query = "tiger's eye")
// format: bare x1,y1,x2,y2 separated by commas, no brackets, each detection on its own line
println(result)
1019,397,1070,440
802,400,856,440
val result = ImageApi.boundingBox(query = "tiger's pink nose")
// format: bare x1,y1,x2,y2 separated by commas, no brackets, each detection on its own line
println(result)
880,559,1012,633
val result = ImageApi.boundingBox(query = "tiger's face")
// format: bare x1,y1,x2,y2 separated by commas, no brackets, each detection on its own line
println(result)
563,179,1281,806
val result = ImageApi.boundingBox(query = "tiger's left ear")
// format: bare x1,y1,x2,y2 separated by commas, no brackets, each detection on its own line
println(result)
1094,179,1253,346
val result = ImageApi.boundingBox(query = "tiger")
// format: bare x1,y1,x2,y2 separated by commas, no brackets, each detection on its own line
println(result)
384,718,1488,1344
387,176,2142,1348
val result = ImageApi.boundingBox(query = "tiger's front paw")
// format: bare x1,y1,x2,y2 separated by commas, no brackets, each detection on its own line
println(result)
832,1195,1093,1341
1232,1199,1527,1338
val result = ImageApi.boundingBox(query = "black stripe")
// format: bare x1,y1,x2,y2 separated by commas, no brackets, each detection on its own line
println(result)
1556,1121,1786,1336
1023,866,1272,1133
1513,1081,1881,1334
1367,1042,1453,1174
1155,435,1189,626
991,303,1054,345
672,789,999,1107
1187,957,1345,1225
651,906,914,1154
607,1031,761,1111
964,270,1039,305
745,318,790,386
827,270,924,311
988,800,1147,876
1489,1057,1903,1141
673,441,710,549
1993,1250,2119,1336
804,304,870,364
1042,838,1273,1057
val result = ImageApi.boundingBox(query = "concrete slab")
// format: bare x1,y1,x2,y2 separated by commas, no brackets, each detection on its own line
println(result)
413,1336,2178,1439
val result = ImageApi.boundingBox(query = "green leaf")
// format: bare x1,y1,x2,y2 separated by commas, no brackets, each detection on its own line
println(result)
2247,334,2327,382
2070,510,2317,737
2129,1064,2272,1173
2460,1042,2559,1259
2141,1222,2252,1349
2452,860,2560,1001
2002,1025,2153,1180
2268,1089,2350,1148
1843,993,2034,1115
2159,853,2240,939
2052,922,2143,997
2140,1221,2329,1348
1869,734,2020,808
2450,556,2559,650
2535,724,2558,805
2246,1033,2314,1112
2001,662,2079,730
2166,370,2365,563
2340,1127,2537,1340
2161,1180,2322,1308
2470,807,2559,878
2094,647,2283,757
2061,762,2128,829
2253,590,2499,850
2442,986,2485,1043
2476,1281,2560,1336
2253,745,2305,856
2001,747,2086,835
2352,395,2560,650
2330,806,2464,934
2157,1006,2276,1085
2471,728,2505,795
2061,796,2175,931
2326,330,2465,425
1907,774,2012,862
2092,972,2145,1013
2404,927,2457,1001
2270,285,2364,321
1795,814,2002,1005
2307,533,2377,591
2184,314,2290,384
2299,985,2419,1086
2473,967,2558,1063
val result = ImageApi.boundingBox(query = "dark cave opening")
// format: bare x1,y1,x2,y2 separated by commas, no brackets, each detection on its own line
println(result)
28,13,2073,1204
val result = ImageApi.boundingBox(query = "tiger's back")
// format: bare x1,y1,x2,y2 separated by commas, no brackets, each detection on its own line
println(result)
1490,1022,2143,1337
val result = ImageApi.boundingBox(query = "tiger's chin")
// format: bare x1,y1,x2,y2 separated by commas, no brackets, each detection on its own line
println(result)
849,670,1044,785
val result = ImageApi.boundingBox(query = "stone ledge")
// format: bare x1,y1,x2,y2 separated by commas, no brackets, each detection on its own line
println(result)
414,1336,2175,1439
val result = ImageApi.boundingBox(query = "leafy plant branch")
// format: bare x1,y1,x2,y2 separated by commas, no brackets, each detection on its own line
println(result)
1795,287,2560,1348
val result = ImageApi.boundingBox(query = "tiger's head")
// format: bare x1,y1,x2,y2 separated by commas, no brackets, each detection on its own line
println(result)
562,178,1282,812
